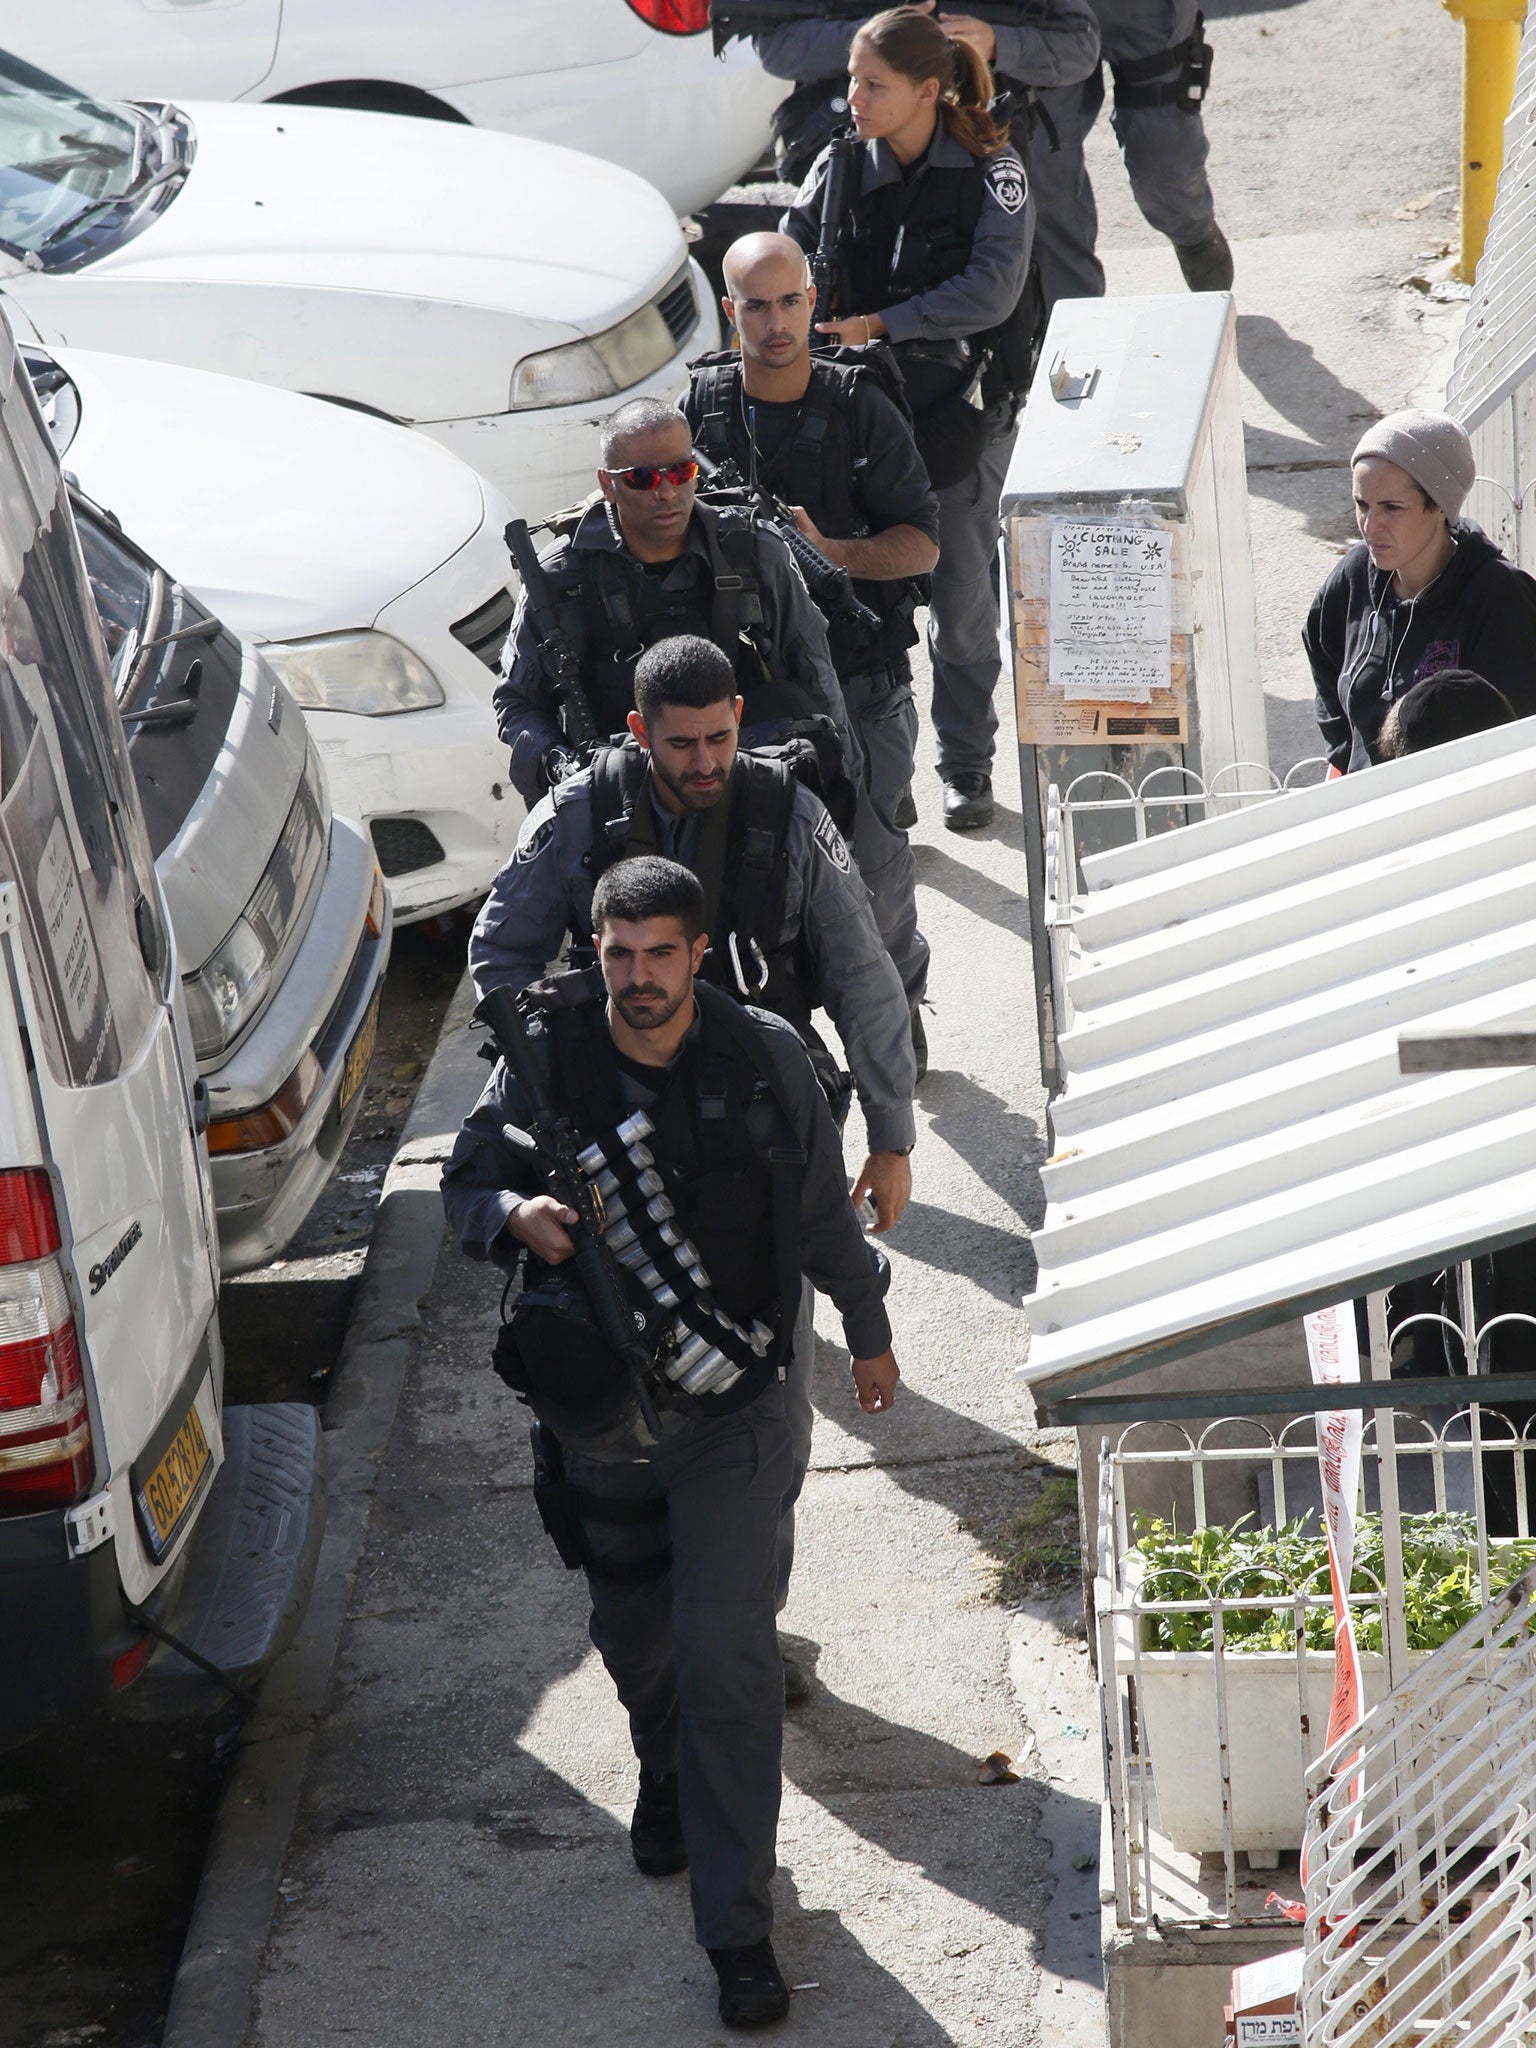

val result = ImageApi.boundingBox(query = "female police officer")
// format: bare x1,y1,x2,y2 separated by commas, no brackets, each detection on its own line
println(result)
782,5,1034,831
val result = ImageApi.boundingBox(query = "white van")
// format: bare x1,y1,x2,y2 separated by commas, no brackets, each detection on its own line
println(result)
0,312,320,1744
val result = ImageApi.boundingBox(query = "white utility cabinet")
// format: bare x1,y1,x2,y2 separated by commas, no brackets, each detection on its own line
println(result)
1000,292,1266,1086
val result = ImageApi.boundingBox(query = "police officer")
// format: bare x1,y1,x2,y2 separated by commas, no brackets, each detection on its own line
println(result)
783,5,1034,832
1030,1,1231,311
739,0,1101,184
494,395,854,803
686,230,937,1028
476,634,913,1582
443,854,897,2029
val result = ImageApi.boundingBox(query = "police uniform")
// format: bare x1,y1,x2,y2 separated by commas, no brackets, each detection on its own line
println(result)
685,351,938,1004
441,980,892,1956
494,497,855,804
784,125,1034,787
471,742,916,1598
471,743,918,1153
1030,1,1227,310
749,1,1101,178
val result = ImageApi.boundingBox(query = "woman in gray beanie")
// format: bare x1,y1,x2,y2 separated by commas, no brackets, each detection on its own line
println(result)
1303,407,1536,771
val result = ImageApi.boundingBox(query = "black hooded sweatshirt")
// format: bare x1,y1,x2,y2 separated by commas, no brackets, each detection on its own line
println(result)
1303,523,1536,772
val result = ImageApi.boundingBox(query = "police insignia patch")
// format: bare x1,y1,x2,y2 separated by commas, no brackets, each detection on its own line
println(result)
987,156,1028,216
814,810,853,875
514,812,555,864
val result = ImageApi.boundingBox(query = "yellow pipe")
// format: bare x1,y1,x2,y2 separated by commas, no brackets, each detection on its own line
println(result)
1443,0,1527,282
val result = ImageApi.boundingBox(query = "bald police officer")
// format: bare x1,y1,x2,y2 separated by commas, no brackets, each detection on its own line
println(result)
687,230,937,1042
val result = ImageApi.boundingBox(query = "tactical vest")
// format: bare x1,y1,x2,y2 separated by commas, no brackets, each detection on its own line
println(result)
840,152,987,319
536,976,806,1417
586,743,813,1030
542,506,822,738
832,140,1044,452
688,349,924,671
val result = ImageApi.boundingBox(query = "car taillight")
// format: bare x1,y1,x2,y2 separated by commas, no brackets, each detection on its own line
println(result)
624,0,710,31
0,1170,94,1516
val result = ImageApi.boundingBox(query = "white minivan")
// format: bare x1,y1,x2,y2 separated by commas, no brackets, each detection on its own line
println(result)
0,312,320,1745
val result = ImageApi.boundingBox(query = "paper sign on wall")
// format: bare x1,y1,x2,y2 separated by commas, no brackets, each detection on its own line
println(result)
1048,520,1172,702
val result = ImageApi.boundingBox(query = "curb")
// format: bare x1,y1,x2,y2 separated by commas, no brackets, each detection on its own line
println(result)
160,969,485,2048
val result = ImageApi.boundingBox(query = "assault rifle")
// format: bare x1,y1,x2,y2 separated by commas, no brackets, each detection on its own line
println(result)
709,0,870,56
811,130,858,319
474,981,663,1445
695,452,881,642
505,518,599,779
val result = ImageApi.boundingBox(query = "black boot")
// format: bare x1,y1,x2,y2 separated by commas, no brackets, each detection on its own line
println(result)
1175,224,1234,292
942,772,994,832
708,1938,791,2027
893,783,918,830
630,1766,686,1876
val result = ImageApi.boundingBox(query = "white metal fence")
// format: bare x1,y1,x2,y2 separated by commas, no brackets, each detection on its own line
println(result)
1301,1560,1536,2048
1093,1278,1536,1936
1041,759,1330,1038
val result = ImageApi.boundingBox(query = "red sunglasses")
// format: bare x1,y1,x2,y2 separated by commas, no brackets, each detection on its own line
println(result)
608,458,700,491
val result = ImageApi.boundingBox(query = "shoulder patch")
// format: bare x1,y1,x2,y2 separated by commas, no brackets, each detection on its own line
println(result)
813,808,854,876
514,810,556,865
986,154,1028,217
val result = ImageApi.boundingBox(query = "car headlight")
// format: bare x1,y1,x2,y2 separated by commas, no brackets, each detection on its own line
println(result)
511,298,679,412
182,742,330,1062
261,630,445,716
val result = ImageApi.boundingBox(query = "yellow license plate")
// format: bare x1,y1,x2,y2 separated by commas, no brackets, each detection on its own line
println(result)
136,1401,212,1561
338,988,382,1114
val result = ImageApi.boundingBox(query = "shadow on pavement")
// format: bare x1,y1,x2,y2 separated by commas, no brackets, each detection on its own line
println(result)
891,1196,1038,1302
1237,312,1379,538
780,1634,1102,1984
911,835,1033,936
907,1069,1046,1230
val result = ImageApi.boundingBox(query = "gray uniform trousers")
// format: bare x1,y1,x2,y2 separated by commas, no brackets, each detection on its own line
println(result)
776,1282,817,1613
1030,0,1218,311
928,432,1017,781
845,661,929,1005
569,1378,794,1951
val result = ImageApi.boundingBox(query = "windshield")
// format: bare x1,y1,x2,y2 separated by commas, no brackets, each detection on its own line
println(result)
74,508,158,695
0,52,138,256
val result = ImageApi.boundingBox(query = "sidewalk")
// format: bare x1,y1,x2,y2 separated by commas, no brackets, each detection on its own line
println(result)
241,5,1460,2041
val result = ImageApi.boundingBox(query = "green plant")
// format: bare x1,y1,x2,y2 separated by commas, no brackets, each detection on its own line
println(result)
991,1473,1081,1603
1128,1510,1536,1655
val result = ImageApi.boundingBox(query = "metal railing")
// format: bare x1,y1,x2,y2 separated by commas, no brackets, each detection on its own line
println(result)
1093,1279,1536,1934
1301,1559,1536,2047
1042,758,1331,1038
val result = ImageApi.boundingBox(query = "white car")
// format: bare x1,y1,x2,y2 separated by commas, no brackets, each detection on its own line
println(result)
1,1,781,219
27,343,523,923
0,55,720,517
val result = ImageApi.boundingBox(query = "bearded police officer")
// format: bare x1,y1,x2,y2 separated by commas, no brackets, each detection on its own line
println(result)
495,398,855,805
686,231,936,1041
475,633,916,1204
474,635,914,1616
1030,1,1231,309
443,855,897,2029
732,0,1101,184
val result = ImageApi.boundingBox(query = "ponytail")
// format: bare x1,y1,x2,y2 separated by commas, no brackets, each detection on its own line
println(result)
852,6,1010,158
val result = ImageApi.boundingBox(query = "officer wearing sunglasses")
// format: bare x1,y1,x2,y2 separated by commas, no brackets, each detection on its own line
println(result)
495,396,855,806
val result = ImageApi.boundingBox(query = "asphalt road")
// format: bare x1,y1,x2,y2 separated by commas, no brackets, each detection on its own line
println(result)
0,923,465,2048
